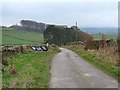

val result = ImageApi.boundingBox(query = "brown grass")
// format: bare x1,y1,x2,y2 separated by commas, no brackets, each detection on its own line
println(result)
63,44,119,80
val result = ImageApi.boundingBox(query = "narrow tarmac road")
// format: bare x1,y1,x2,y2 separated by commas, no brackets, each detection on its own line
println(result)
49,48,118,88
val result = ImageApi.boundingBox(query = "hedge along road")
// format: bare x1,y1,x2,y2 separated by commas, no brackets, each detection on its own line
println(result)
49,48,118,88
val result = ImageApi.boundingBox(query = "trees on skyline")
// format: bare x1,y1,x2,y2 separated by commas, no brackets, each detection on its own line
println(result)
44,25,93,45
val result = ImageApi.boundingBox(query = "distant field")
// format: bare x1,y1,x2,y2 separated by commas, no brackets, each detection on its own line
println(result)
91,34,118,40
81,27,118,34
1,28,43,45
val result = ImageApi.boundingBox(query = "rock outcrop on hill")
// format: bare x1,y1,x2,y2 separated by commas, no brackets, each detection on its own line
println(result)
10,20,46,33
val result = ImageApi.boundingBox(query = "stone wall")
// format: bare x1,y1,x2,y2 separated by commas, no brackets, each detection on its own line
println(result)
1,45,40,65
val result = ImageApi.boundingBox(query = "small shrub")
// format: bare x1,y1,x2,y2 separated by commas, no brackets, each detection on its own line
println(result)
9,68,16,74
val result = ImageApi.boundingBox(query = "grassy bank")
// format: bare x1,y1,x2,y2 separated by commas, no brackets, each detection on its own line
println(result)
2,48,60,88
64,45,119,81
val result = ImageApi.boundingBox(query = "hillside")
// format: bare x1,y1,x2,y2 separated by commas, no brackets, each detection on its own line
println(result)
91,34,117,40
81,27,118,34
2,28,43,45
44,25,93,45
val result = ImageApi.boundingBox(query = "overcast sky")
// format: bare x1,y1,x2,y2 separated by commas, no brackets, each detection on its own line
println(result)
1,0,119,27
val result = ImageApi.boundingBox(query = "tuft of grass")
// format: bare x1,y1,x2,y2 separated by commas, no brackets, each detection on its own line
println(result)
2,48,60,88
64,45,119,82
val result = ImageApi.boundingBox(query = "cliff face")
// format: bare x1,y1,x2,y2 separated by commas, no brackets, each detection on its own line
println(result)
20,20,46,33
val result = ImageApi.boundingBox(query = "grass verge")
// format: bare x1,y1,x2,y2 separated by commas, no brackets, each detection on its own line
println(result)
64,45,119,82
2,48,60,88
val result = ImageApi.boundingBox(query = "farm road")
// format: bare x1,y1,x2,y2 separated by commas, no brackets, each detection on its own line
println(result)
49,48,118,88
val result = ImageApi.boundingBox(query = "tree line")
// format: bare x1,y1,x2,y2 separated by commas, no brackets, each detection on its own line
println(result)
8,20,93,46
44,25,93,46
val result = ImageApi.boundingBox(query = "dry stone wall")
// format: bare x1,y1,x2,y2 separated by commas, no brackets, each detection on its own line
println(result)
1,45,46,65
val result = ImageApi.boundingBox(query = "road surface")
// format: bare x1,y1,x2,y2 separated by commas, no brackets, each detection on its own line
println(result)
49,48,118,88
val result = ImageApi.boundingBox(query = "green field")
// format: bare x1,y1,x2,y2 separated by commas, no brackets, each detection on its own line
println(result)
91,34,118,40
2,48,60,88
1,28,43,45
